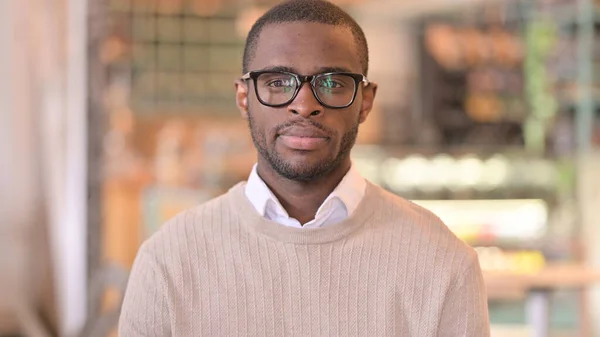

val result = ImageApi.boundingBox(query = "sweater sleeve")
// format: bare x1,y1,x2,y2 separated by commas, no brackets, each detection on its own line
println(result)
437,255,490,337
118,242,171,336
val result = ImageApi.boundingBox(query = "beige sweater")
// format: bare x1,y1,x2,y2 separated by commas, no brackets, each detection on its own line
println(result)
119,181,490,337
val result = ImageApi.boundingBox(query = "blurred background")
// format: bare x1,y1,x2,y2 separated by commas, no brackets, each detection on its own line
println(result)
1,0,600,336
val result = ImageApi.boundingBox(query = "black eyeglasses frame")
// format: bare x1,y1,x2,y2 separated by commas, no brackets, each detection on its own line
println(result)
240,70,369,109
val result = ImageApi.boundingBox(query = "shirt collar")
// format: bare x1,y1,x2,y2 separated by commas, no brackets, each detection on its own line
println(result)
320,164,365,216
245,164,287,217
244,163,366,218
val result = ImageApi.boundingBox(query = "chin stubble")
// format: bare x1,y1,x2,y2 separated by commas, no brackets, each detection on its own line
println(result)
247,112,359,182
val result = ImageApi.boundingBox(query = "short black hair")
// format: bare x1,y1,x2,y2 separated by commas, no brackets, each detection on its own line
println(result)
242,0,369,75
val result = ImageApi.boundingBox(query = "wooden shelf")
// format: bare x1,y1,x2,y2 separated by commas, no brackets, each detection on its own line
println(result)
484,263,600,300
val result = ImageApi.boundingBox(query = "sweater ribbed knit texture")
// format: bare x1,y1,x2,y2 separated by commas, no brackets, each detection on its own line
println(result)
119,181,490,337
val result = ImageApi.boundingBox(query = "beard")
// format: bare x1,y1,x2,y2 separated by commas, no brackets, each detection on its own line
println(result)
247,112,359,182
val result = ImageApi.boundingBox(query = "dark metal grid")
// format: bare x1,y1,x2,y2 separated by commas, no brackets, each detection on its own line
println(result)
107,0,245,114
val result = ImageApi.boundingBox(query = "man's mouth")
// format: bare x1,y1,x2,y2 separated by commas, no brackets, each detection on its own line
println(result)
278,126,329,150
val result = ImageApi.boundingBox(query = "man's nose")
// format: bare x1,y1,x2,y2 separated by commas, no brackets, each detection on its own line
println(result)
287,82,323,117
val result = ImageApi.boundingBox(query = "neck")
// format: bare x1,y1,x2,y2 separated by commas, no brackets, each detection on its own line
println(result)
256,157,351,225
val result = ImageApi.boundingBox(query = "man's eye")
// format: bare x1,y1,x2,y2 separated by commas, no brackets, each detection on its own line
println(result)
267,80,294,87
319,79,343,89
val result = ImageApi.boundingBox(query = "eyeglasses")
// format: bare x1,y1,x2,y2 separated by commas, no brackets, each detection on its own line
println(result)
241,70,369,109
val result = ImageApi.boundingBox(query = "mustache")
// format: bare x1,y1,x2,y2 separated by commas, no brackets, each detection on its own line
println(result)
275,119,335,136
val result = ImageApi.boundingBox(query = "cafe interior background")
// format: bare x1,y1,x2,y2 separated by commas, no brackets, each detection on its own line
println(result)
1,0,600,336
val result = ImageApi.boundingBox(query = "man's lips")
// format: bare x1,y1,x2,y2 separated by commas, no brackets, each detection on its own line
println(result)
278,135,328,150
278,126,329,138
278,127,329,150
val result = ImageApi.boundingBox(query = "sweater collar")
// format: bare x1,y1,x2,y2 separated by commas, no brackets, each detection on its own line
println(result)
228,180,382,245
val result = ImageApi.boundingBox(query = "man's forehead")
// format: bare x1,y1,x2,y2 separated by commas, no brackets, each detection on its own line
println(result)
251,65,355,76
249,22,361,74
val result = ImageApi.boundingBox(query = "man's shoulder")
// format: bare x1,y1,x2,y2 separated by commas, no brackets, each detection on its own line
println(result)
373,183,476,261
372,183,444,229
140,184,241,258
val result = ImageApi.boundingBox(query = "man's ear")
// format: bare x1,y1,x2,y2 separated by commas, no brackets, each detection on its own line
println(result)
235,79,249,119
358,82,378,124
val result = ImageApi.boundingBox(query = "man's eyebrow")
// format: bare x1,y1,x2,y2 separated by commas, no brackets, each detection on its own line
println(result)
256,65,298,73
254,66,355,74
316,66,353,73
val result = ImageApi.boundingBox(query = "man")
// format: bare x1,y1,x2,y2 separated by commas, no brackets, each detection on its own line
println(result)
119,1,490,336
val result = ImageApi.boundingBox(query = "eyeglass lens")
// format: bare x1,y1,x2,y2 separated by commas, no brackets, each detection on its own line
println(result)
255,72,357,107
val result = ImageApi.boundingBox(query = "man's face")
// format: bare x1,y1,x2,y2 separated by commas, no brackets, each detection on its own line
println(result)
235,22,377,181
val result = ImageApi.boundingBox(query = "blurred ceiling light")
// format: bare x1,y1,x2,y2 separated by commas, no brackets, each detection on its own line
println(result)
430,154,455,188
477,154,509,190
191,0,222,16
456,155,483,188
236,7,268,38
352,158,382,185
382,156,429,192
382,157,404,191
507,158,527,187
414,199,548,241
396,155,430,190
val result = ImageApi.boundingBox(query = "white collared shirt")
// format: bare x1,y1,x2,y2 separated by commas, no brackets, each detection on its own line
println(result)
244,164,366,228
